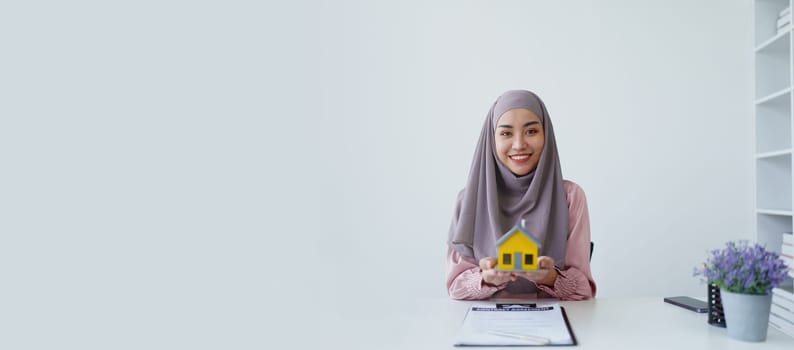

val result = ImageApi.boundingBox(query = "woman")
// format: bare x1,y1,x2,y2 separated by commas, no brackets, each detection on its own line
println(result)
446,90,596,300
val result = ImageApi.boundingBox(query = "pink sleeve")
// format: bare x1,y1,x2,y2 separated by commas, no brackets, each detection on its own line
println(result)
536,181,597,300
446,247,505,300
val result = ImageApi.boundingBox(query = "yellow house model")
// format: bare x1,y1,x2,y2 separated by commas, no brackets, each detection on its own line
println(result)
495,224,541,271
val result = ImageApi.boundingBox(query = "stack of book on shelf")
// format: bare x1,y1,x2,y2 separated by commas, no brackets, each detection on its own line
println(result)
770,280,793,337
769,232,794,338
778,6,792,35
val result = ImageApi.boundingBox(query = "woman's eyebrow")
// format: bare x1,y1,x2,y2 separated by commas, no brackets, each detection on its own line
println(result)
497,121,540,129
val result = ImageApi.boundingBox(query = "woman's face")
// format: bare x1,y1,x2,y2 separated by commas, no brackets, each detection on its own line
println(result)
494,108,545,176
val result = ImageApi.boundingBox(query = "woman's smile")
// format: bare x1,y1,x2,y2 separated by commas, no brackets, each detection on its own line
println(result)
509,153,531,163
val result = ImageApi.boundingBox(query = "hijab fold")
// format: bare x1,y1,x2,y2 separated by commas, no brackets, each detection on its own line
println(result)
448,90,569,293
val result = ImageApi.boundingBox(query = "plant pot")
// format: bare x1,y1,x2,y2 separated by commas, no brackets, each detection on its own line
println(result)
720,290,773,342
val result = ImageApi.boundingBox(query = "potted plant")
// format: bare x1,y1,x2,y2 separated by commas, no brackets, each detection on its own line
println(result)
694,240,789,342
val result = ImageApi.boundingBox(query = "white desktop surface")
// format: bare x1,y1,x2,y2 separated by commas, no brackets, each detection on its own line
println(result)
289,297,794,349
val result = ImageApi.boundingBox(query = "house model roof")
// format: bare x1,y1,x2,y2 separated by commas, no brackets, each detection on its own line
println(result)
495,224,542,247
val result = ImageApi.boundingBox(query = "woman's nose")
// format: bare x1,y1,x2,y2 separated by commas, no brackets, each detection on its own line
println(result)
512,137,527,149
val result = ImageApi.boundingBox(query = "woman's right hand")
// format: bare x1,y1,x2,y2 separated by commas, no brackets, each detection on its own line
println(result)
479,257,513,287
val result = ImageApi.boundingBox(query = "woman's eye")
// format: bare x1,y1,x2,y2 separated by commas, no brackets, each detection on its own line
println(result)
526,129,538,135
500,131,512,137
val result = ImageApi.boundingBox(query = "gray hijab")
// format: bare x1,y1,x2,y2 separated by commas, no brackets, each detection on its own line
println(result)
448,90,569,292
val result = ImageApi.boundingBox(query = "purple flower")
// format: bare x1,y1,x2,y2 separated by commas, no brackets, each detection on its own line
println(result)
693,240,789,295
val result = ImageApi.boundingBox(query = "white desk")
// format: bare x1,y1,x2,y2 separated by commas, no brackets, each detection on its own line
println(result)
290,297,794,349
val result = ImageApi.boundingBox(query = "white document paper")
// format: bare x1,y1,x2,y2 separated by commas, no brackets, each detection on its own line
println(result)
454,303,575,346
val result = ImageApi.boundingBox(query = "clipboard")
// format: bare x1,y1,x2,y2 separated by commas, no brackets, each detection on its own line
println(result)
453,303,578,346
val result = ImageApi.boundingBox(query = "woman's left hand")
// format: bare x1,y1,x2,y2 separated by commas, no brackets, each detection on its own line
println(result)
512,256,558,287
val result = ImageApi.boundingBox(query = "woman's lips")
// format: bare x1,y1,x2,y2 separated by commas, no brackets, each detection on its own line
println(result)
509,154,530,164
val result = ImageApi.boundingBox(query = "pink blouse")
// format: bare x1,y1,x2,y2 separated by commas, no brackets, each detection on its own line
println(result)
446,180,597,300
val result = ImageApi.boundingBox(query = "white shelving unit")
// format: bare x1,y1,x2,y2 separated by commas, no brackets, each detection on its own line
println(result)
755,0,794,337
755,0,793,253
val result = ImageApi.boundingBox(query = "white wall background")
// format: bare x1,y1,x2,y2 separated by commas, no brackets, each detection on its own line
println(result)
1,0,754,348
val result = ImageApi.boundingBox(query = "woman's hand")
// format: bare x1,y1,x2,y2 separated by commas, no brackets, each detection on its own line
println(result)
480,256,559,287
479,257,513,287
513,256,558,287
